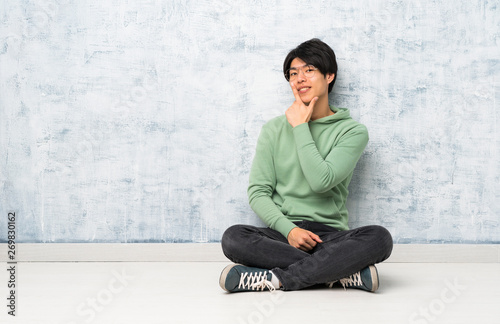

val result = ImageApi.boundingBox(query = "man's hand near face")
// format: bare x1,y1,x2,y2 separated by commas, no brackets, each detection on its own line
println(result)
285,82,319,128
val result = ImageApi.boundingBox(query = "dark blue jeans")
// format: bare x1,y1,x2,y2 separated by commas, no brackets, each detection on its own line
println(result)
221,221,393,291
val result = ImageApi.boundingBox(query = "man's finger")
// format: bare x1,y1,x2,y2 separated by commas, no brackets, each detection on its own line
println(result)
308,96,319,109
290,82,303,103
303,235,319,250
299,241,314,251
307,230,322,242
294,236,312,250
311,232,323,243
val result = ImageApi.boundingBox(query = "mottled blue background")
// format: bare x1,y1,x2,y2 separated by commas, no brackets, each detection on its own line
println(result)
0,1,498,243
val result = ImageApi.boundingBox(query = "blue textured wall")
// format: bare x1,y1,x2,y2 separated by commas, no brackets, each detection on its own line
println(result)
1,1,498,243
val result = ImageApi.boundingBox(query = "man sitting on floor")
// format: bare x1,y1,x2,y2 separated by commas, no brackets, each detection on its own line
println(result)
219,38,393,293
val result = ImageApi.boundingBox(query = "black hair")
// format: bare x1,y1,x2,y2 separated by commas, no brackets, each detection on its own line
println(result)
283,38,338,93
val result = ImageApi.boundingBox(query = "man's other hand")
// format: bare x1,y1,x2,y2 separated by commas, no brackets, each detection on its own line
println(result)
287,227,323,252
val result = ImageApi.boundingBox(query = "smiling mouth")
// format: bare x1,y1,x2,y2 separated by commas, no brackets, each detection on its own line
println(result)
298,87,310,93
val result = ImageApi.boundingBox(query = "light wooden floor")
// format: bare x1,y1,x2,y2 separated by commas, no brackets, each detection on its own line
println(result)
1,262,499,324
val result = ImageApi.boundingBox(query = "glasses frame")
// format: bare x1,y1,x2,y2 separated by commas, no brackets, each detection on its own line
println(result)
286,64,318,82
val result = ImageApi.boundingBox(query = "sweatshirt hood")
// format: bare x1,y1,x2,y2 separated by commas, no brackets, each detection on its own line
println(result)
309,106,351,124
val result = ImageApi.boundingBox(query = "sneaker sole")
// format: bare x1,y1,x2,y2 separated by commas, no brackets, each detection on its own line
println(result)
369,265,379,292
219,263,242,292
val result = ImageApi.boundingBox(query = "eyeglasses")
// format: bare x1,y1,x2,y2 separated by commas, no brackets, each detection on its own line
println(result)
286,64,318,81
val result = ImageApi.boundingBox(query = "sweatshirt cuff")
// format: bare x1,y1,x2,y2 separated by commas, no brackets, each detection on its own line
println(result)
274,217,298,239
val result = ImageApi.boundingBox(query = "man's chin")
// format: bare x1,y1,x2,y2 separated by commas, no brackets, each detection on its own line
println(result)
301,97,312,106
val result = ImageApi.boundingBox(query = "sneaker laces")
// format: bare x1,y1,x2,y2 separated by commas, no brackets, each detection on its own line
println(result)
339,271,362,290
326,280,338,288
238,271,276,292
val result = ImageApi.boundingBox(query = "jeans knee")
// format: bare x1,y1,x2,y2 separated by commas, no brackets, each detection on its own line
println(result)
372,225,393,257
221,224,245,255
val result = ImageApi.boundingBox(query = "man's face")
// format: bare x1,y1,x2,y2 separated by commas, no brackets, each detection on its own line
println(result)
288,57,334,104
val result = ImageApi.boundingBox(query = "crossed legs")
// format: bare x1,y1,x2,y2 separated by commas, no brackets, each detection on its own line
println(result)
221,220,393,291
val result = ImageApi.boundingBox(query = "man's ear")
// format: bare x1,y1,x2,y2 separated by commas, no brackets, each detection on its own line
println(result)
326,73,335,84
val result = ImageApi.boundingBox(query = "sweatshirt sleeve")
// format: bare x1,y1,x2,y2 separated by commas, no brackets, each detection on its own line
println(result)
247,125,297,238
292,122,369,193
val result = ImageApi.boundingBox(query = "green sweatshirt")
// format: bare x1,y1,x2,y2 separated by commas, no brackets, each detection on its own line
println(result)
247,106,368,238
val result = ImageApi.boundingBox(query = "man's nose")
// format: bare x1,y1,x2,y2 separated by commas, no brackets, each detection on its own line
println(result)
296,69,306,82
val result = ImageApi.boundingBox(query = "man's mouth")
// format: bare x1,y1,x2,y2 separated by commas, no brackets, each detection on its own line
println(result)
298,86,310,93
